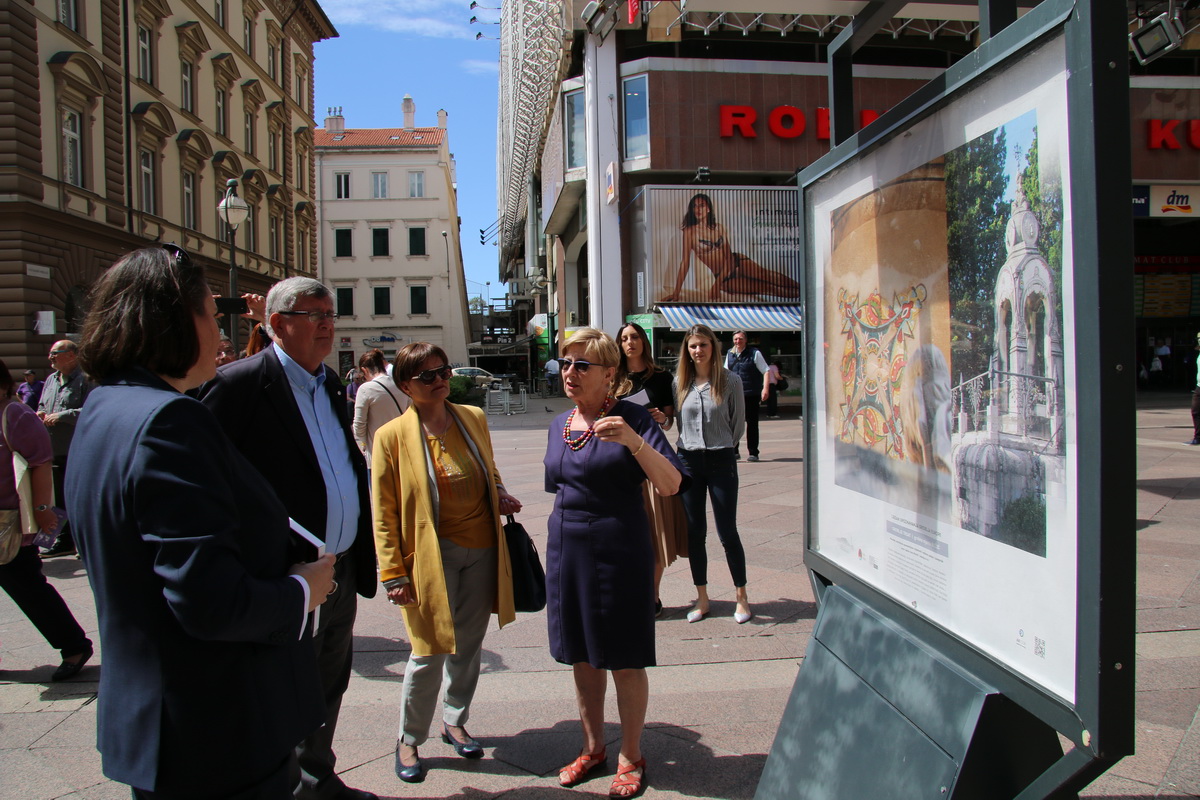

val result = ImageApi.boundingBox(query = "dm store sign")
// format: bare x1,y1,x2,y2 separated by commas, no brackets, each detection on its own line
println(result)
1150,185,1195,217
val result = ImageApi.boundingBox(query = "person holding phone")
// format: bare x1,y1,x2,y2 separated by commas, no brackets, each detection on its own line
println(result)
66,245,336,799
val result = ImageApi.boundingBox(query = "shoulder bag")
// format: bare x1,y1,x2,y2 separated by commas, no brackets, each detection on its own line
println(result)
504,515,547,612
0,401,34,564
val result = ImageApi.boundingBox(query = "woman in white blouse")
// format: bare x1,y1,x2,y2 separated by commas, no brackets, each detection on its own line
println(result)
353,349,408,465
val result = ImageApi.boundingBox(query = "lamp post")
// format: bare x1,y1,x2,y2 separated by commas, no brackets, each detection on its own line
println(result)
217,178,249,353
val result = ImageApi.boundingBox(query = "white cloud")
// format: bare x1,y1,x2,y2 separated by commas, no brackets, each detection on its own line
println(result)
461,59,500,75
320,0,497,38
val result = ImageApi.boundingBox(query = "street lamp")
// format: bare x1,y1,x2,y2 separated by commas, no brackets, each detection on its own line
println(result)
217,178,249,353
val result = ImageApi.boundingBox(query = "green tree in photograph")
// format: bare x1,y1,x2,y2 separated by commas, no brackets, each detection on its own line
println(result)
944,128,1010,384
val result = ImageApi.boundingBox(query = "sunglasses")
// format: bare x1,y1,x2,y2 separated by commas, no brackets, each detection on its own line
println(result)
277,310,338,324
559,358,600,373
48,350,71,357
414,366,453,384
162,243,193,268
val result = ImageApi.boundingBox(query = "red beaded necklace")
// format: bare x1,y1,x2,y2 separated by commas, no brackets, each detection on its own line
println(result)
563,396,613,451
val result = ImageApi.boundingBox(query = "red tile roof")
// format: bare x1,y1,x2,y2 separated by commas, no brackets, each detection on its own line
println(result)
313,127,446,148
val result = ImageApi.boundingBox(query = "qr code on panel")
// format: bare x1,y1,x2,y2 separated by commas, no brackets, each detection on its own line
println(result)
1034,637,1046,659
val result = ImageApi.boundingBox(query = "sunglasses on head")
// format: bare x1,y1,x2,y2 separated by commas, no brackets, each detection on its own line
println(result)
162,243,193,268
414,366,453,384
560,358,600,373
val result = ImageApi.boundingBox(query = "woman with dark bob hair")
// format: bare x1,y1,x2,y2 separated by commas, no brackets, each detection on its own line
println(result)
65,245,336,800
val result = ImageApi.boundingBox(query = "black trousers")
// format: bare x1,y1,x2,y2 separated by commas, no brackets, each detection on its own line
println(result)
51,453,73,544
742,391,761,457
0,544,90,659
1192,388,1200,440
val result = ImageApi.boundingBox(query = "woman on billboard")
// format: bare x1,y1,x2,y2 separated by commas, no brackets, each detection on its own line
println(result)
662,193,801,301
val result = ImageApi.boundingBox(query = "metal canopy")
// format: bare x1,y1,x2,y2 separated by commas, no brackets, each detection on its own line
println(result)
657,304,803,331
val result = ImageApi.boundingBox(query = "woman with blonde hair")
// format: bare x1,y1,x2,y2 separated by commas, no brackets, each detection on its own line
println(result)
544,328,688,798
673,324,751,624
372,342,521,784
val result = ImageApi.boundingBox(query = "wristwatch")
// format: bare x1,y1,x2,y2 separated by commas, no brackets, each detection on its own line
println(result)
36,504,50,511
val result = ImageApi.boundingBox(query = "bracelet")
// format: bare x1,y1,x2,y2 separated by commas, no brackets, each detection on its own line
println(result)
632,437,646,456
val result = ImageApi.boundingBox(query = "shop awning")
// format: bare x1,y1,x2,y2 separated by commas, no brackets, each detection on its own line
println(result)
656,304,803,332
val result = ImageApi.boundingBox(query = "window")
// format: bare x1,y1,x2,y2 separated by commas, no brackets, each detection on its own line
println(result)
335,172,350,199
298,230,308,271
623,74,649,159
372,228,389,257
372,171,388,199
267,43,277,82
58,0,79,31
182,171,196,229
407,171,424,198
268,126,279,171
243,17,254,56
334,228,352,257
373,287,391,316
295,72,305,105
408,227,426,256
296,150,306,191
215,89,227,136
244,112,255,155
244,207,257,252
138,149,156,215
410,286,428,315
137,26,153,84
214,0,225,27
335,287,354,317
565,88,586,170
181,61,194,113
62,109,83,188
269,215,280,259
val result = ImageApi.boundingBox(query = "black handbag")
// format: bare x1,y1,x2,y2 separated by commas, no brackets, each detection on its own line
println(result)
504,515,546,612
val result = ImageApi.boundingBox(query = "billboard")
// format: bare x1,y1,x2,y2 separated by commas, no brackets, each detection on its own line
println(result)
645,186,802,305
807,36,1078,702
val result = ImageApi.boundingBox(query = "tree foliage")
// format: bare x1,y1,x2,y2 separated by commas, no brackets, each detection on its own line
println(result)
944,128,1010,384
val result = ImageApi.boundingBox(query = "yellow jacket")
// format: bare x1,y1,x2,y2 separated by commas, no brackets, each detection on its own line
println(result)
371,402,515,656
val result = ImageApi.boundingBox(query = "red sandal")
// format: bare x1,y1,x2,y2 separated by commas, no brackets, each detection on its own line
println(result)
559,750,606,787
608,758,646,798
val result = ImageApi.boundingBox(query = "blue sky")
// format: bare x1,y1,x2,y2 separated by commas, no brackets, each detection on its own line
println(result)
313,0,504,302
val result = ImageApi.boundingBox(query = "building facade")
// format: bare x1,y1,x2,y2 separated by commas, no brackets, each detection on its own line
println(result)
1,0,335,368
496,1,1200,373
314,99,472,376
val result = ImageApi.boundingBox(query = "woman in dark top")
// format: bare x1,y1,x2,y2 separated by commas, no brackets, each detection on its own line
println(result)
544,328,687,798
616,322,683,615
65,245,335,799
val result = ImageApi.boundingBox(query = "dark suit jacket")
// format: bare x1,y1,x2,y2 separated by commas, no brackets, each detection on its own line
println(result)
64,368,324,793
196,345,377,598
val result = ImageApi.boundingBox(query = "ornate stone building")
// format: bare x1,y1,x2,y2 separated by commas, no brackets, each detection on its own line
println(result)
0,0,336,367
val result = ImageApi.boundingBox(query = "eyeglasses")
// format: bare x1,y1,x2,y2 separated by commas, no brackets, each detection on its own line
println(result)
414,366,453,384
162,243,193,268
560,358,600,373
277,310,338,324
48,350,71,357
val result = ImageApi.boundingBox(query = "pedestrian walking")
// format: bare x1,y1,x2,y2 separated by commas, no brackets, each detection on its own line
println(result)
766,360,783,419
352,350,407,467
545,356,560,396
17,370,43,410
1188,333,1200,446
372,342,522,784
724,331,769,461
36,339,92,557
66,245,335,799
674,324,753,625
545,328,686,798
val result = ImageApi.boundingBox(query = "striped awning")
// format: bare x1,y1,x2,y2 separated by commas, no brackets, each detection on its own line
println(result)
656,304,803,332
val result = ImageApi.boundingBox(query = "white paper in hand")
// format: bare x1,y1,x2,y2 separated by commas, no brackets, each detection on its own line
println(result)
289,518,326,634
624,388,651,407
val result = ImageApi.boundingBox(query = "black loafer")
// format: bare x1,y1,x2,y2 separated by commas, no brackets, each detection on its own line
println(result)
52,645,93,682
442,724,484,759
394,741,424,783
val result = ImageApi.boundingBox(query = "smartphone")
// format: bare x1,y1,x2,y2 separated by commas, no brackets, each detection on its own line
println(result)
215,296,250,316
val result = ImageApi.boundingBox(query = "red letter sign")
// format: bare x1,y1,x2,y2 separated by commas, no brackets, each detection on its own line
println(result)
768,105,806,138
719,105,757,138
1148,119,1181,149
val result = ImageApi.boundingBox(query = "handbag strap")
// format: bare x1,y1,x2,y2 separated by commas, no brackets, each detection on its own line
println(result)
382,383,405,414
0,398,14,452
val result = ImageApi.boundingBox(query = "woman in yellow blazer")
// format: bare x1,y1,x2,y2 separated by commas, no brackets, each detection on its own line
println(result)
371,342,522,784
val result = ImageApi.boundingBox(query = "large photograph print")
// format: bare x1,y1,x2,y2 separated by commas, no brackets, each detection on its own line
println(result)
647,187,802,305
809,37,1078,702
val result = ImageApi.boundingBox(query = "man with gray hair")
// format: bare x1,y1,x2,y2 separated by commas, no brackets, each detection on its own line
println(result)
197,277,378,800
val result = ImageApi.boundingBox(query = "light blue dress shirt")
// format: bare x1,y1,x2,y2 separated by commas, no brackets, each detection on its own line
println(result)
276,347,360,555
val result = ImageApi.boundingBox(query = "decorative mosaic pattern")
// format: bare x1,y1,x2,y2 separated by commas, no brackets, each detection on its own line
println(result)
836,285,928,458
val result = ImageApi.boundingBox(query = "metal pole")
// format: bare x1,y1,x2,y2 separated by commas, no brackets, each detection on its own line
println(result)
228,225,239,355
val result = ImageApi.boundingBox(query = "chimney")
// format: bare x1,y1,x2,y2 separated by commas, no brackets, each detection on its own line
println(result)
402,95,415,130
324,106,345,133
437,108,447,129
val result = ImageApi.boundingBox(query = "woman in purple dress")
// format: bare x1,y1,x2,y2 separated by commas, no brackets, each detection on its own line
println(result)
544,328,687,798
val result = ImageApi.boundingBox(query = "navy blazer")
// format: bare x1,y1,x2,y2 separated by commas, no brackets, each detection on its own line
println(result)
65,368,324,793
196,345,378,598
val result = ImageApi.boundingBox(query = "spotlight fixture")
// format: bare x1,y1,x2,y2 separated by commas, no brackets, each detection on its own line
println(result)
1130,10,1186,65
688,166,711,184
469,0,499,8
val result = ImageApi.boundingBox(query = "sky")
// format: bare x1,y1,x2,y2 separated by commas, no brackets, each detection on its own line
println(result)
312,0,504,303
